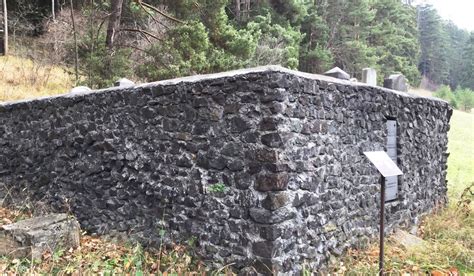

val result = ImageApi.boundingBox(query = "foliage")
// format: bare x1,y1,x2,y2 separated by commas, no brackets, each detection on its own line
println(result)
369,0,421,85
77,33,132,89
3,0,473,93
137,21,211,81
208,183,227,193
246,14,303,69
460,32,474,90
434,85,458,108
299,5,333,74
455,88,474,112
445,22,471,89
434,85,474,112
418,5,450,86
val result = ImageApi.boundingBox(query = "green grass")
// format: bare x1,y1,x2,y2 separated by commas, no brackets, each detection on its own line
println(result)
447,110,474,198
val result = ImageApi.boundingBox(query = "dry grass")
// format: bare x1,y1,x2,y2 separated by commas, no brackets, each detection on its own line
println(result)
409,87,434,98
0,55,73,102
327,99,474,275
327,195,473,275
0,207,217,275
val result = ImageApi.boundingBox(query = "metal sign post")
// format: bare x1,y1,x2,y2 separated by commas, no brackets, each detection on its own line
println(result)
363,151,403,276
379,175,385,274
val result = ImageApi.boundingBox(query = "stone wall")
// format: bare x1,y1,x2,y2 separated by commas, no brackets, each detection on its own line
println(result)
0,66,452,273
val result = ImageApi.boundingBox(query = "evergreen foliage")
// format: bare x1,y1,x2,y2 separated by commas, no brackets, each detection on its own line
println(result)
460,33,474,90
11,0,473,92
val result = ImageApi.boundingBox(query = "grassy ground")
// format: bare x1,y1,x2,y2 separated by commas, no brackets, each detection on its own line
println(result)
0,56,73,102
332,91,474,275
447,110,474,198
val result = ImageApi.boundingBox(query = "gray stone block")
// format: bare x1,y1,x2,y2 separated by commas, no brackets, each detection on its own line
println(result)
362,68,377,86
324,67,350,80
0,214,80,259
384,74,408,92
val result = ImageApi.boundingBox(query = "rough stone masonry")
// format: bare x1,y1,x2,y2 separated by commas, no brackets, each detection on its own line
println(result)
0,66,452,273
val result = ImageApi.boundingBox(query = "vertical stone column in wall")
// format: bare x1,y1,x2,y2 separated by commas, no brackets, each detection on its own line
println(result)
385,120,398,201
247,73,297,273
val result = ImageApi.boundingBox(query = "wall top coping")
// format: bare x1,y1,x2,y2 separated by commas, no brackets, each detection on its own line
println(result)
0,65,449,108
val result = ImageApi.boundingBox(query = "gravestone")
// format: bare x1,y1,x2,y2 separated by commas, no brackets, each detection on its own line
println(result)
384,74,408,92
69,86,92,95
324,67,350,80
114,78,135,87
362,68,377,86
0,214,80,259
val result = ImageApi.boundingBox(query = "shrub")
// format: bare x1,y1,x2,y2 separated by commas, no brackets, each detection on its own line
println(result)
454,87,474,112
434,85,458,108
76,33,132,89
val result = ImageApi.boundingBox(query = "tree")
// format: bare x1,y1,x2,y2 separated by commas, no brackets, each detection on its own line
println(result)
369,0,420,85
444,22,470,89
106,0,124,48
417,5,450,85
315,0,377,78
1,0,7,55
460,32,474,90
299,4,333,74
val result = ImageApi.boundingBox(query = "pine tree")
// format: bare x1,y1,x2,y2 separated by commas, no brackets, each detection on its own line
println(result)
460,32,474,90
417,5,450,85
299,4,333,74
328,0,377,79
444,22,470,89
369,0,420,85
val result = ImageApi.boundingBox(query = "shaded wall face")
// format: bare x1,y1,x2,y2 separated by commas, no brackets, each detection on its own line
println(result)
265,74,451,271
0,70,451,273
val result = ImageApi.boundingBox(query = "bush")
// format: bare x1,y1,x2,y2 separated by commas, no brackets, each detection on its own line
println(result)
434,85,458,108
455,88,474,112
76,33,132,89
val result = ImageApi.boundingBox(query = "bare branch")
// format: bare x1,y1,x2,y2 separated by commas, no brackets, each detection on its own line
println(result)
136,0,185,24
119,28,162,41
136,2,169,30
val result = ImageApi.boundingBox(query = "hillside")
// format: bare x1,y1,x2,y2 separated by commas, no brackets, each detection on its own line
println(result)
0,56,72,102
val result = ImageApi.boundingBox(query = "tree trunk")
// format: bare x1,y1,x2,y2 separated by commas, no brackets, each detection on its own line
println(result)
2,0,7,56
244,0,250,20
235,0,240,21
70,0,79,85
106,0,124,48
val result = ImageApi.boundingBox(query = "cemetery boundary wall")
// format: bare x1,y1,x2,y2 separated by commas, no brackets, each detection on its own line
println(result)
0,66,452,273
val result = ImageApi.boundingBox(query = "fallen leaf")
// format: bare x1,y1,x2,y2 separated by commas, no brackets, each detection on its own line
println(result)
448,267,459,276
431,270,445,276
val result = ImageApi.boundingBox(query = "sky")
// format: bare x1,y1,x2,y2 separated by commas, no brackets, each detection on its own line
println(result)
414,0,474,31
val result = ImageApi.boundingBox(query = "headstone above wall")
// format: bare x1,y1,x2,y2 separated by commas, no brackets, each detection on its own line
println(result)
114,78,135,87
69,86,92,94
384,74,408,92
362,68,377,86
324,67,350,80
